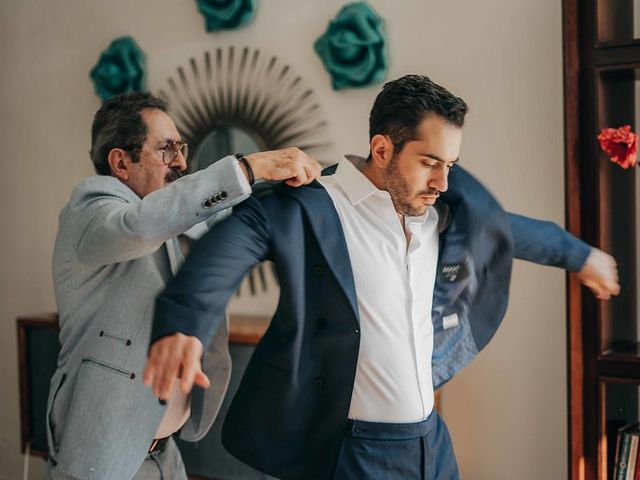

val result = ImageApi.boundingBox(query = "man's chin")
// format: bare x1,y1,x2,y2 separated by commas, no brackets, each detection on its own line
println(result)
401,204,429,217
392,196,432,216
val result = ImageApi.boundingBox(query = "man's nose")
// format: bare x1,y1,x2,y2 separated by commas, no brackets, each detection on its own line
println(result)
430,168,448,193
172,151,188,171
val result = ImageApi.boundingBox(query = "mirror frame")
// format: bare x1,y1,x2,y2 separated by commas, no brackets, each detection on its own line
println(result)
159,46,331,173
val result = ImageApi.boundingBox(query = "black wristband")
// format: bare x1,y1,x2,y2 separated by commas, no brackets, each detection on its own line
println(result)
234,153,254,186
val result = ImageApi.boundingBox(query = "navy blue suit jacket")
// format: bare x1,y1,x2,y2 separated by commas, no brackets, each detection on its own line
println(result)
151,166,589,479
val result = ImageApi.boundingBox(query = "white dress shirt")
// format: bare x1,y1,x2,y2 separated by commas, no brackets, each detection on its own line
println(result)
318,156,439,423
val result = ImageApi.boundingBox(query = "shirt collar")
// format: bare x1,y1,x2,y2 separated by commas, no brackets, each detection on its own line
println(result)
334,154,380,206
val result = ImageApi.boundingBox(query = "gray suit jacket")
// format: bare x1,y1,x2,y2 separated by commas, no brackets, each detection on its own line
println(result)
46,155,251,480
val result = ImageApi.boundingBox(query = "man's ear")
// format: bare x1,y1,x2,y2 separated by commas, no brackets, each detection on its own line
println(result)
107,148,131,181
370,134,394,168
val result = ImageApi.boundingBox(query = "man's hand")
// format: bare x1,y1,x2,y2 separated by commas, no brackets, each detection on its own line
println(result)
143,333,210,399
245,147,322,187
577,248,621,300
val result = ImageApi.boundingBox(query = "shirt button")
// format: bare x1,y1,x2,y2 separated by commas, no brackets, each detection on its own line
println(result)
313,377,324,389
312,265,324,276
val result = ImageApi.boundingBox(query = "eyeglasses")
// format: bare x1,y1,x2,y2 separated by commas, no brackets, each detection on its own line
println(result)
124,140,189,164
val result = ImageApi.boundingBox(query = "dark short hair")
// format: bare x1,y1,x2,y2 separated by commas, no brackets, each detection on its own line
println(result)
368,74,468,156
90,92,168,175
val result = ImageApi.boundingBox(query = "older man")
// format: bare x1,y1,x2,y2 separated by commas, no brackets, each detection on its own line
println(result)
46,91,321,480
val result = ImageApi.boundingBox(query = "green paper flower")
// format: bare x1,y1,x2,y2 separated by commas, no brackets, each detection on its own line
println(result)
196,0,257,32
314,1,387,90
90,36,146,102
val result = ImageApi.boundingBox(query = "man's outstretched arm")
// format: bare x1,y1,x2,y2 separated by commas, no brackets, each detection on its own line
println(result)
508,212,620,299
144,196,272,399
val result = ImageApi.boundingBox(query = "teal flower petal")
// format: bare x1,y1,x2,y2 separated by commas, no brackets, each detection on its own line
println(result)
196,0,257,32
314,1,387,90
89,36,146,102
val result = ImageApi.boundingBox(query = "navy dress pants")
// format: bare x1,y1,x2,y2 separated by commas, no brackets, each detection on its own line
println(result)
332,411,459,480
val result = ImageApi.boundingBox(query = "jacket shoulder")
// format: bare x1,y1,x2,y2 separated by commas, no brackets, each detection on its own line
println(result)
68,176,137,207
251,181,330,210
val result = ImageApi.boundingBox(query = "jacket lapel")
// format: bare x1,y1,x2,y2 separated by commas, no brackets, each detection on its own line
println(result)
279,183,360,325
164,238,182,276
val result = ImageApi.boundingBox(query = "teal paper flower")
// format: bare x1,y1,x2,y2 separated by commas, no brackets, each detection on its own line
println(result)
90,36,146,102
196,0,257,32
314,2,387,90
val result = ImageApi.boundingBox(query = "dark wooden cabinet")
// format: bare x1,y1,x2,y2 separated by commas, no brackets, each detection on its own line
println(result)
16,313,272,479
564,1,640,478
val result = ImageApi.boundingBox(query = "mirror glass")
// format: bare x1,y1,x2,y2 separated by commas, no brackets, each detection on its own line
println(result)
193,126,260,171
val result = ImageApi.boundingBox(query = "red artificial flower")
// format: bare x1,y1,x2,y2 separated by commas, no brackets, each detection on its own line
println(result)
597,124,638,169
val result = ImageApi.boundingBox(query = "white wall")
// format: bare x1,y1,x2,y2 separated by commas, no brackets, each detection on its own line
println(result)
0,1,567,479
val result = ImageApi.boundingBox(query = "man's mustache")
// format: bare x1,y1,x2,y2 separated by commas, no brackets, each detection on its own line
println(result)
166,168,183,183
418,188,440,197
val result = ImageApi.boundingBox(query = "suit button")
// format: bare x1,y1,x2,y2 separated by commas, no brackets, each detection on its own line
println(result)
313,377,324,389
347,327,359,334
312,265,324,276
316,317,327,330
159,398,167,406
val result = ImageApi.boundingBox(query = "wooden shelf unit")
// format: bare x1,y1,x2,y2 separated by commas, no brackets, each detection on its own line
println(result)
564,0,640,478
